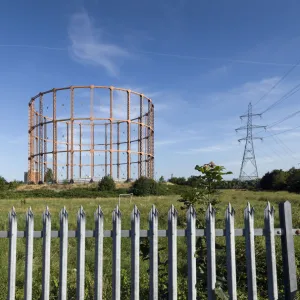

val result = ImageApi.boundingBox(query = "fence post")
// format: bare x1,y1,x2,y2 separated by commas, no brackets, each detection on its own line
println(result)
76,206,86,300
279,201,297,299
59,207,68,300
244,203,257,300
206,203,216,300
112,206,121,300
225,203,237,300
94,206,104,300
25,208,34,300
264,202,278,300
187,206,196,300
42,207,51,300
168,205,178,300
131,205,140,300
149,205,158,300
8,207,17,300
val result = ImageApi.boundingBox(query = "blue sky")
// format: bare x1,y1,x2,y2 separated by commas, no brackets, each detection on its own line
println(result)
1,0,300,181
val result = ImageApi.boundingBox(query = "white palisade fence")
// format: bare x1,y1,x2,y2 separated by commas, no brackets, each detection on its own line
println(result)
1,201,299,300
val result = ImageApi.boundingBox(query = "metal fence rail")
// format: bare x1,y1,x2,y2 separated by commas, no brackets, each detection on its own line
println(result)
2,201,299,300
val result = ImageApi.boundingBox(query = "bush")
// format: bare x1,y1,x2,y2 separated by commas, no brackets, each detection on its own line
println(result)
98,176,116,191
130,177,160,196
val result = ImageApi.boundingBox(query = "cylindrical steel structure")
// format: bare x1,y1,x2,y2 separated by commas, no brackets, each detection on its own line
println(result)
28,86,155,183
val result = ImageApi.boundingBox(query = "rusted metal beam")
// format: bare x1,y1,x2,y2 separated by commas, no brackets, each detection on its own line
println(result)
127,90,131,181
53,89,57,183
70,87,74,182
110,87,113,177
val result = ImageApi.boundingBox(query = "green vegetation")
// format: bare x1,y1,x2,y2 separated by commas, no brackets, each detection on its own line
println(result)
0,191,299,299
260,167,300,193
129,176,161,196
44,168,53,183
0,163,300,299
98,176,116,192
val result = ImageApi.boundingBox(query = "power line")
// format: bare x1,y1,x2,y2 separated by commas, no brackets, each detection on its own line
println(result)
261,82,300,114
252,59,300,108
256,109,300,135
263,124,300,138
272,134,297,160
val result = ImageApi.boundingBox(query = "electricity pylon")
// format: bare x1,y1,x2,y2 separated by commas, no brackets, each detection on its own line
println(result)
235,103,266,181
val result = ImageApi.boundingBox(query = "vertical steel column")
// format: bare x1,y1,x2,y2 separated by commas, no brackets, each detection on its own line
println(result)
139,95,143,178
151,103,155,178
28,104,31,182
147,100,151,178
105,124,108,176
28,101,34,182
52,89,57,183
66,123,69,180
110,87,113,177
144,112,147,177
137,116,141,178
44,116,47,181
35,113,39,184
127,90,131,181
70,88,74,182
90,86,94,180
39,94,44,182
117,122,120,179
79,123,82,179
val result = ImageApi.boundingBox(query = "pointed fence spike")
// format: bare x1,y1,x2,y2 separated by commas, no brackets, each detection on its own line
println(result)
59,205,68,300
131,203,140,300
187,205,196,300
168,203,178,299
279,201,297,298
8,207,17,300
264,202,278,299
42,205,51,300
112,206,121,300
94,205,104,300
25,205,34,300
244,202,257,299
225,203,237,300
206,203,216,300
76,204,86,300
149,205,158,300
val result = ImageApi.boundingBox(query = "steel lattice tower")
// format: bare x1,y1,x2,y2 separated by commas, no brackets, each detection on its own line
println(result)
235,103,266,181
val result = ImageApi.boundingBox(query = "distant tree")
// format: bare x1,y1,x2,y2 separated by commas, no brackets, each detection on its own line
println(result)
158,176,165,183
98,176,116,191
168,176,187,185
44,168,53,183
260,169,287,191
130,176,160,196
287,168,300,193
0,176,7,190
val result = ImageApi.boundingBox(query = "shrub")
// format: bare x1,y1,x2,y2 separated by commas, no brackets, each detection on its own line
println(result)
98,176,116,192
130,177,160,196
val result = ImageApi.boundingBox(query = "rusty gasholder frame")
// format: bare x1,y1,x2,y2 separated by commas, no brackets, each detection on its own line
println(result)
28,86,154,183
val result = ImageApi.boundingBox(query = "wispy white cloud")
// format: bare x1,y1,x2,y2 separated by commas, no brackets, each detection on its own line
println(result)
68,10,129,76
175,144,233,155
156,135,203,147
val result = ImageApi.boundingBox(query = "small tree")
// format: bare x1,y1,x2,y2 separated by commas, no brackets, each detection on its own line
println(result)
179,162,232,215
130,177,159,196
178,161,232,297
158,176,165,183
0,176,7,190
98,176,116,191
44,168,53,183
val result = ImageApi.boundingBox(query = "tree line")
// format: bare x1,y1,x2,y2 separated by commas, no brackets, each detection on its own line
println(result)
168,167,300,193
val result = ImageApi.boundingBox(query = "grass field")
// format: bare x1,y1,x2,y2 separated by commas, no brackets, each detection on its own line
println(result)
0,190,299,299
